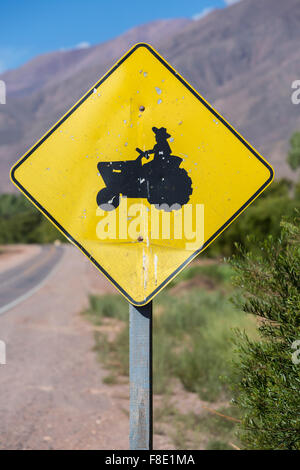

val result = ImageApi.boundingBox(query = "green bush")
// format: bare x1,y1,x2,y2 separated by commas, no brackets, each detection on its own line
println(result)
230,218,300,450
83,267,256,401
167,262,233,288
288,132,300,171
207,180,300,256
0,193,65,244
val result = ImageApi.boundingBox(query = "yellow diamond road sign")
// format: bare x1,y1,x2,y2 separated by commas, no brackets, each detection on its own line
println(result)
10,43,274,305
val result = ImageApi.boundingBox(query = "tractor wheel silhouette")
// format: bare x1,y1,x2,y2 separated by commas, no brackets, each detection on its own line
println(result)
97,188,120,211
147,168,192,210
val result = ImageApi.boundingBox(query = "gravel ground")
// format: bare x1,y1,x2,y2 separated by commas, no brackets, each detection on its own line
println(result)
0,245,42,273
0,244,132,450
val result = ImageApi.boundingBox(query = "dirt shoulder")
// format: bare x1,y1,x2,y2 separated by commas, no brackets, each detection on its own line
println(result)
0,244,131,450
0,245,42,273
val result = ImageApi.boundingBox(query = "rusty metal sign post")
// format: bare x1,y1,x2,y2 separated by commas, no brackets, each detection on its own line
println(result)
10,43,274,450
129,302,153,450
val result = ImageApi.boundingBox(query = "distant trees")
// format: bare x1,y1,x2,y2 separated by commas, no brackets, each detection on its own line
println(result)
206,178,300,256
0,193,65,244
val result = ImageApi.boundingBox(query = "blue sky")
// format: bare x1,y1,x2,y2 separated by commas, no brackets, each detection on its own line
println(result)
0,0,241,73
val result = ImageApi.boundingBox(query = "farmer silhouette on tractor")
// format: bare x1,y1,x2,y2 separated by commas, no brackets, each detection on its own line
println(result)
97,126,193,211
136,127,172,168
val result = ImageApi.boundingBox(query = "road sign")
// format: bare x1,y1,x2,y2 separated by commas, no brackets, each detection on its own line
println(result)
10,43,274,306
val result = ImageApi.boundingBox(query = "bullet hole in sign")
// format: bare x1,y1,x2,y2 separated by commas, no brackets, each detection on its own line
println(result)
139,106,145,112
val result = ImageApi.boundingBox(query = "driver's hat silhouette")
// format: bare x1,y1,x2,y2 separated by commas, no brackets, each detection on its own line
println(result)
145,127,172,163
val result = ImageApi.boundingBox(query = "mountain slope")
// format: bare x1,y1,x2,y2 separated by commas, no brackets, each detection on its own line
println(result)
1,0,300,192
0,18,192,192
162,0,300,177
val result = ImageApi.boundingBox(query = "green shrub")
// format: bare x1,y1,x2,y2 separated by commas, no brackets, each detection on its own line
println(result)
207,188,300,256
84,272,255,401
0,193,65,244
230,218,300,450
167,262,234,288
288,132,300,171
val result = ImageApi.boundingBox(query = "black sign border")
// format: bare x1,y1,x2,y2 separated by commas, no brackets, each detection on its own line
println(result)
11,43,274,306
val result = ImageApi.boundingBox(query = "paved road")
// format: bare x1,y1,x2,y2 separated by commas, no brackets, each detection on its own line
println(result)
0,245,64,315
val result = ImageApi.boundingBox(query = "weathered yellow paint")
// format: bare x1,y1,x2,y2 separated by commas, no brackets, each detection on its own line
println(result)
10,43,274,305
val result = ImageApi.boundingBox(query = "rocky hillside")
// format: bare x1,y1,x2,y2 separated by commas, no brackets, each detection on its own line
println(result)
1,0,299,192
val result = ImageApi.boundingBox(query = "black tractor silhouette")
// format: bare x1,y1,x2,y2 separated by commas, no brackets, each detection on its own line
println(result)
96,127,193,212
